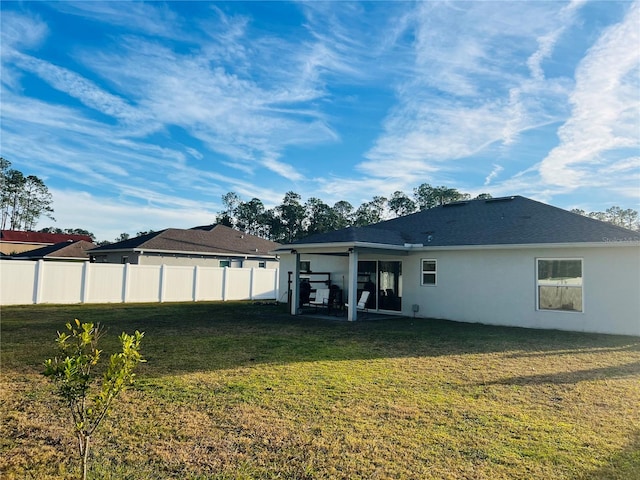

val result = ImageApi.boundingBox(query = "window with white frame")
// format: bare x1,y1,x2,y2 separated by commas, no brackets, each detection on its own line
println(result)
219,260,231,268
537,258,583,312
258,261,266,268
421,259,437,285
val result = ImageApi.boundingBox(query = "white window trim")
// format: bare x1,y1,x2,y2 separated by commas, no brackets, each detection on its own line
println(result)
300,261,311,273
536,257,584,313
421,258,437,286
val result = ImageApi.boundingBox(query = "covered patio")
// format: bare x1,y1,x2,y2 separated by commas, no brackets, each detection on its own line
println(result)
277,242,410,321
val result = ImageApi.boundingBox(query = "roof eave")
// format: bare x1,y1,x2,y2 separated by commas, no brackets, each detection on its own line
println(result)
95,247,278,258
272,241,411,254
274,240,640,254
414,241,640,251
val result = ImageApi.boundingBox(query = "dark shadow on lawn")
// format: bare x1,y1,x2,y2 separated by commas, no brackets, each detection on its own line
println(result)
129,305,640,377
481,361,640,386
504,343,640,358
578,430,640,480
4,302,640,377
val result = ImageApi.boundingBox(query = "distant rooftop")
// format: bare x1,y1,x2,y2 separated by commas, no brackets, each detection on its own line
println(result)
1,230,93,244
89,224,280,256
11,240,97,260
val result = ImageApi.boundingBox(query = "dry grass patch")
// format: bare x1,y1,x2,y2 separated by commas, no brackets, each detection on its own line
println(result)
1,302,639,479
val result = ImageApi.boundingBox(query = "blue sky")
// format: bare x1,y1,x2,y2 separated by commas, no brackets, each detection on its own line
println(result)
1,1,639,241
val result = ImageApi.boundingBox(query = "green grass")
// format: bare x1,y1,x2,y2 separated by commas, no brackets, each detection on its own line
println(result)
1,302,639,479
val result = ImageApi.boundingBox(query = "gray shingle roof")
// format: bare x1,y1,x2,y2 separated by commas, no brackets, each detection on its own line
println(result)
291,196,640,248
89,224,280,256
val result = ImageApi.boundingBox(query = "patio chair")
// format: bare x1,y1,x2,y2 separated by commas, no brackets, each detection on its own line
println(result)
309,288,330,312
346,290,370,315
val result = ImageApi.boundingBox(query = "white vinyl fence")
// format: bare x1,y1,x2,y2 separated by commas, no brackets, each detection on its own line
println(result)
0,260,279,305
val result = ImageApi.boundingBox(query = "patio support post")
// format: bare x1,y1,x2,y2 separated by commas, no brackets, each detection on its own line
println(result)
347,249,358,321
290,251,300,315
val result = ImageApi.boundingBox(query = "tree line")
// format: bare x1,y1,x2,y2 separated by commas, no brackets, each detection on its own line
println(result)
216,186,490,243
2,156,637,244
1,158,155,244
570,206,639,231
1,157,55,231
217,187,640,244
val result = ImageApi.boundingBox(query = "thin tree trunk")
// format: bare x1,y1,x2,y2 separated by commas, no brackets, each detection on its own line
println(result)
82,435,90,480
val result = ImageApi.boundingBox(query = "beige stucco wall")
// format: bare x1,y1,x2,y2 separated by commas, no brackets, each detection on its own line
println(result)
281,245,640,336
93,251,278,269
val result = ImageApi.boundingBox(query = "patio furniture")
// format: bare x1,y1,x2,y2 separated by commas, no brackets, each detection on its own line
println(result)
309,288,330,312
346,290,370,314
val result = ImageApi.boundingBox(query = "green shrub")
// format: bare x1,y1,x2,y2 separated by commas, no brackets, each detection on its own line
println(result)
43,319,144,480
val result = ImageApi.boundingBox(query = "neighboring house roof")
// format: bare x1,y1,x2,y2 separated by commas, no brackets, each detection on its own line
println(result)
0,230,93,244
89,224,281,257
280,196,640,250
11,240,97,260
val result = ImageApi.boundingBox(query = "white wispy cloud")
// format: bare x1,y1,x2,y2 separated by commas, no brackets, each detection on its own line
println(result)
50,1,186,40
539,1,640,192
527,0,587,81
0,10,47,50
500,0,586,146
484,165,504,186
0,11,48,89
359,1,578,187
2,6,344,201
13,53,153,130
73,23,339,178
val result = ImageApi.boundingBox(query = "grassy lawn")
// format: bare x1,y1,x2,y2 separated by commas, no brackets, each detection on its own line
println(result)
1,302,639,479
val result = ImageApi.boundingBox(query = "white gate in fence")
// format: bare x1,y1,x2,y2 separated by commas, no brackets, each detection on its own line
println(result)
0,260,279,305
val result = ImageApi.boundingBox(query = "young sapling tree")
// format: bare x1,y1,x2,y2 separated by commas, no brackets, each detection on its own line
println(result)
43,319,144,480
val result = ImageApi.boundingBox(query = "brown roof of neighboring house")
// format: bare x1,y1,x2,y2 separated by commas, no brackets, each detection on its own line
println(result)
89,224,280,257
0,230,93,244
11,240,97,260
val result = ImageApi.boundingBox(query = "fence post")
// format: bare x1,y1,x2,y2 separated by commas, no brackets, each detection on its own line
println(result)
34,259,45,304
222,266,229,301
122,263,131,303
192,265,200,302
159,264,167,303
249,267,255,300
81,262,90,303
274,268,279,302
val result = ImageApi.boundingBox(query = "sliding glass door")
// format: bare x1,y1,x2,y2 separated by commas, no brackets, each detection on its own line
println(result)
378,261,402,311
357,261,377,310
357,260,402,312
